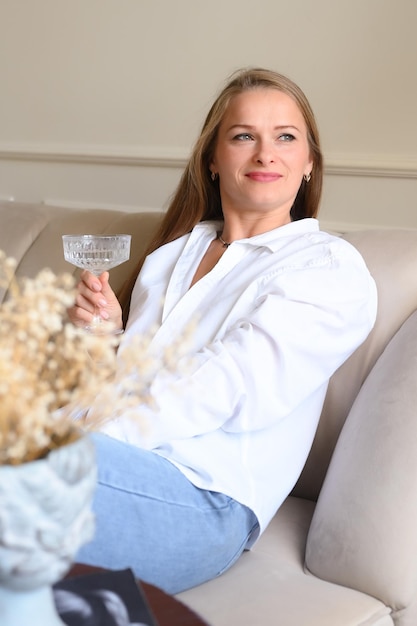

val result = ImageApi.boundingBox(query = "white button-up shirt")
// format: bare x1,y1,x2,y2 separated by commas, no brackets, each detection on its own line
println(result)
102,218,377,543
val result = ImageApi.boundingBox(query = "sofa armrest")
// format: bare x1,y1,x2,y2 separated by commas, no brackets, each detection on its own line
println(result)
305,310,417,619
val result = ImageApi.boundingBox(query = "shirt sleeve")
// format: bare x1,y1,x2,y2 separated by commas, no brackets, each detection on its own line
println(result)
102,238,377,448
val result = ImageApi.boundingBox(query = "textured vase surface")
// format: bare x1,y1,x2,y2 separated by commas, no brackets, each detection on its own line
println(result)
0,432,97,625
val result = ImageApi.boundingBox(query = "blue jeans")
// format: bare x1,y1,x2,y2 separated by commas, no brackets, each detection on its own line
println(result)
77,433,259,594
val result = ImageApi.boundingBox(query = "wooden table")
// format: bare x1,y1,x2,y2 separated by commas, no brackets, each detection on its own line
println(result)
68,563,209,625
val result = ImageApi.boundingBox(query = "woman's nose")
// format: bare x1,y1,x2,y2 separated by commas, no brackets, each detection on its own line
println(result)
254,140,275,164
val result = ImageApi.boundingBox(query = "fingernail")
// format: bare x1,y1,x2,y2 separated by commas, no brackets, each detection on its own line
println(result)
100,310,110,320
98,298,107,307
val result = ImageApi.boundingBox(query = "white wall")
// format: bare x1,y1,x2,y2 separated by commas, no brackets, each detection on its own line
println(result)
1,0,416,229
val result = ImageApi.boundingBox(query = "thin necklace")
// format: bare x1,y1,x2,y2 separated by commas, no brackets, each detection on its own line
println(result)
218,233,231,248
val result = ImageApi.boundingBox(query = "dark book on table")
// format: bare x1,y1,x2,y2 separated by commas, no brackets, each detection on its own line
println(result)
53,568,159,626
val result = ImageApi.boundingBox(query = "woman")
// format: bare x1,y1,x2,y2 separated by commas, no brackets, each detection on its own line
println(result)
70,68,377,594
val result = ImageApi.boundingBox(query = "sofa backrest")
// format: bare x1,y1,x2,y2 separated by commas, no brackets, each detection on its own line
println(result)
293,228,417,500
0,202,163,305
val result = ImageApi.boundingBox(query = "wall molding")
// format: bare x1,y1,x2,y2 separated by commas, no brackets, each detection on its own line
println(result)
1,143,417,179
0,144,189,169
323,154,417,179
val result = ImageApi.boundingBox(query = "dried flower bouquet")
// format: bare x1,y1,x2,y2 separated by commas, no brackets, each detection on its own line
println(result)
0,251,195,466
0,251,120,465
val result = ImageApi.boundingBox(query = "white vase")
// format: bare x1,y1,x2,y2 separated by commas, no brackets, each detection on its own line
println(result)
0,432,97,626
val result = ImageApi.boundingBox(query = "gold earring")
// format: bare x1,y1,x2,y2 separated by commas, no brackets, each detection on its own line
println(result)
304,173,311,183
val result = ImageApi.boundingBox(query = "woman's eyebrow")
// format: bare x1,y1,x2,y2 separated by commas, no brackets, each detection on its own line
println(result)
226,124,300,132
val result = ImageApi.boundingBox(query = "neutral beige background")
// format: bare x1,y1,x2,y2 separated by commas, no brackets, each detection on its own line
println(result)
1,0,416,229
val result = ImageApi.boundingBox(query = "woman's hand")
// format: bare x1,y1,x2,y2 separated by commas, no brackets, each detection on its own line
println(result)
67,270,123,332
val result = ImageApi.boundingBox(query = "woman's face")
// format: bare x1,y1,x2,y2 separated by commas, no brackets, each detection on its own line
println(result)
211,88,313,224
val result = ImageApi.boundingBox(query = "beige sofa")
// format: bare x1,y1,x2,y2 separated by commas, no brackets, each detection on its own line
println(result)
2,201,417,626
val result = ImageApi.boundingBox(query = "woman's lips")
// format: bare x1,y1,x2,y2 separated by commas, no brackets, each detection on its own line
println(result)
246,172,282,182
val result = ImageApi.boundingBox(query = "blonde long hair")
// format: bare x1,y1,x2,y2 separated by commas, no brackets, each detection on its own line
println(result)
121,68,323,320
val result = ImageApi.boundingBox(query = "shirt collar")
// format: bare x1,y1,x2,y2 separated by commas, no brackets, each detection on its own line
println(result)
194,218,320,252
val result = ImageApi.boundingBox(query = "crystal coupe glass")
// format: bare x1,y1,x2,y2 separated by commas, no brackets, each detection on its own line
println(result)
62,234,131,334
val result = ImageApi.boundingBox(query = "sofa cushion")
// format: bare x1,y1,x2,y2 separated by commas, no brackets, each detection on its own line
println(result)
306,310,417,624
294,229,417,501
178,497,393,626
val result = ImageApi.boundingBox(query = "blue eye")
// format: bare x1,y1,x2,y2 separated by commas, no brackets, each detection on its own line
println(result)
233,133,253,141
279,133,295,142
